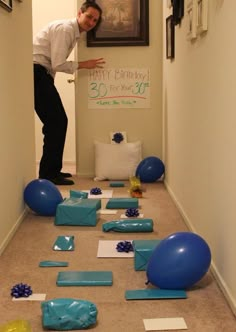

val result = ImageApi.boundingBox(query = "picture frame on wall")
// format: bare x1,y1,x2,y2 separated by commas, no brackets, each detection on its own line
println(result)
87,0,149,47
0,0,12,12
166,15,175,60
186,0,197,40
172,0,184,25
197,0,208,34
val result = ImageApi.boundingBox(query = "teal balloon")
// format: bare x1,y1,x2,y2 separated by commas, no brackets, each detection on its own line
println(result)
24,179,63,216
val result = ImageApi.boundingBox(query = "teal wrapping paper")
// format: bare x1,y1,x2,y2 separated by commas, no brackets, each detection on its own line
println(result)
109,182,125,187
70,190,88,198
55,198,101,226
39,261,69,267
41,298,97,330
102,219,153,233
106,198,139,209
125,289,187,300
133,239,162,271
53,236,75,251
57,271,113,286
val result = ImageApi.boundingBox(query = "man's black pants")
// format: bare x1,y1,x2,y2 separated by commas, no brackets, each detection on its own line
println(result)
34,64,68,179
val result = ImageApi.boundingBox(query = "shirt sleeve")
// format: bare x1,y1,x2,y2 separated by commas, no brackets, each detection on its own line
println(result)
50,25,78,74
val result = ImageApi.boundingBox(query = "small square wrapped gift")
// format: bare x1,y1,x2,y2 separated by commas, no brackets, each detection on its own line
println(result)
55,198,101,226
133,239,162,271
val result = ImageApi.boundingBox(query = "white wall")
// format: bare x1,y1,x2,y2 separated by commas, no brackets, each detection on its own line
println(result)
0,1,35,253
75,0,163,176
32,0,163,177
1,0,236,317
163,0,236,314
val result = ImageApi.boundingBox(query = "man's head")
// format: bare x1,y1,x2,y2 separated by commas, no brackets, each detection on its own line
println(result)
77,1,102,32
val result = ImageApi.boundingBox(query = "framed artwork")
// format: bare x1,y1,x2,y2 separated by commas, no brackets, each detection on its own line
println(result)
166,15,175,59
186,0,197,40
172,0,184,25
0,0,12,12
197,0,208,34
87,0,149,47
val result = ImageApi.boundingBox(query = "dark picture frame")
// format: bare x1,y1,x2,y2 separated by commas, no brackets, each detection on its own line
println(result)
172,0,184,25
0,0,12,12
166,15,175,59
87,0,149,47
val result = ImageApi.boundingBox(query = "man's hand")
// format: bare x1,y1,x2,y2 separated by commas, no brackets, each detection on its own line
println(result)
78,58,105,69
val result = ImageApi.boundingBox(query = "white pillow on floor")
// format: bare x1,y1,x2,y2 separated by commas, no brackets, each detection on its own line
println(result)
94,141,142,181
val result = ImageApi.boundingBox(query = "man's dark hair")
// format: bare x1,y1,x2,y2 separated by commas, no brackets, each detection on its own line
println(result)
80,1,103,29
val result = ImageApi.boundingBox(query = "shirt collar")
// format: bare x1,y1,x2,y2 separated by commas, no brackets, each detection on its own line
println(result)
72,17,80,39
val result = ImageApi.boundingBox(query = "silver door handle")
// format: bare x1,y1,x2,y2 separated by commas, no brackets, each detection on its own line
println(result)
67,79,75,83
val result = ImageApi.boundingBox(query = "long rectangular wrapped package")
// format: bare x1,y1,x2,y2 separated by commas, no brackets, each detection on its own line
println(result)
57,271,113,286
125,289,187,300
106,198,139,209
102,219,153,233
133,239,162,271
55,198,101,226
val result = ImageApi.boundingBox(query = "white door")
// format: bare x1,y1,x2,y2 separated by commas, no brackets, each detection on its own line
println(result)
32,0,76,174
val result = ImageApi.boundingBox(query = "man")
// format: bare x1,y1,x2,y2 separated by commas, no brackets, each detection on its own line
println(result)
33,1,105,185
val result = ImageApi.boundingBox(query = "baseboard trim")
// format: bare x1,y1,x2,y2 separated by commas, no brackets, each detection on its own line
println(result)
164,180,236,317
77,172,94,178
210,261,236,316
0,208,28,256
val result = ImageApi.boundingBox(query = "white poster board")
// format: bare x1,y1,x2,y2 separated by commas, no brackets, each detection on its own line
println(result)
88,68,150,109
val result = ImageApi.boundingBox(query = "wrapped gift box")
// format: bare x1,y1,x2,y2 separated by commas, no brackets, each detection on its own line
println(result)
56,271,113,286
133,239,162,271
106,198,139,209
55,198,101,226
70,190,88,199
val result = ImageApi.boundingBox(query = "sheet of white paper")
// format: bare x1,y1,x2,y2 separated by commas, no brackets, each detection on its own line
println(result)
120,214,144,218
83,190,113,199
99,209,118,215
143,317,187,331
12,294,46,301
97,240,134,258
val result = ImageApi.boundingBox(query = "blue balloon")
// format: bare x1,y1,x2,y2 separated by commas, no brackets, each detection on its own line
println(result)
146,232,211,289
136,156,165,183
24,179,63,216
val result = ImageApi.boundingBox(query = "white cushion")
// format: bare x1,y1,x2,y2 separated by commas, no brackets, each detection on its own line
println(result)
94,141,142,181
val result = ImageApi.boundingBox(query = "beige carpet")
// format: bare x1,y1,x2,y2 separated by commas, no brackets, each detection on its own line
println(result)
0,177,235,331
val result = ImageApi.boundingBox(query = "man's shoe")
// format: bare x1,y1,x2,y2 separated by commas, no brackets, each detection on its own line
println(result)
49,175,74,186
60,172,72,178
